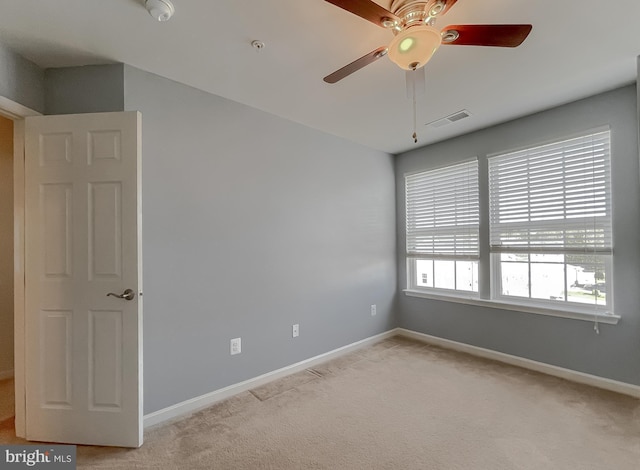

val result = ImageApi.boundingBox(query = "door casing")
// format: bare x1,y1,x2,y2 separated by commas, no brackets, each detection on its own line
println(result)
4,96,143,446
0,95,41,438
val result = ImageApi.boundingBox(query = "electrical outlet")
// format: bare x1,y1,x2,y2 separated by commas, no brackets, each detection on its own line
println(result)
371,304,377,316
292,324,299,338
230,337,241,355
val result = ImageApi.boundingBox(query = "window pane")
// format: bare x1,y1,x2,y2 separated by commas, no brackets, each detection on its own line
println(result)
566,255,608,306
531,253,564,263
501,262,529,297
501,253,528,262
415,259,433,288
434,260,455,289
456,261,478,292
531,263,565,301
496,252,610,308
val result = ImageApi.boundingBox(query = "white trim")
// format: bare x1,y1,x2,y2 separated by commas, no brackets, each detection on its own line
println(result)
144,326,640,429
397,328,640,398
0,97,39,120
0,370,14,381
0,93,43,439
13,118,27,438
403,289,620,325
143,329,398,428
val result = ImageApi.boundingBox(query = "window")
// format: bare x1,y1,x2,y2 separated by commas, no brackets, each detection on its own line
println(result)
405,160,479,295
488,130,612,312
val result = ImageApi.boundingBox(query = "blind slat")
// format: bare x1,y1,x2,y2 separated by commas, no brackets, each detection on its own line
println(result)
488,130,612,252
406,160,479,257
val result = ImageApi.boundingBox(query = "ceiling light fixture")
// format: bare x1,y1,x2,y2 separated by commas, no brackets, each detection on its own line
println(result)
145,0,175,22
387,25,441,70
323,0,532,144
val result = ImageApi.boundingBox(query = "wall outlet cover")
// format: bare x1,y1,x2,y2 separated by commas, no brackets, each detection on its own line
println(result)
230,337,241,355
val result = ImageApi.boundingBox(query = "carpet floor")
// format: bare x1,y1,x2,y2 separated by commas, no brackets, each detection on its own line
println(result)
1,336,639,469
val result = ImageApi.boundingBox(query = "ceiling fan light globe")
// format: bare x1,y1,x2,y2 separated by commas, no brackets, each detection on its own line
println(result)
388,25,441,70
399,38,415,52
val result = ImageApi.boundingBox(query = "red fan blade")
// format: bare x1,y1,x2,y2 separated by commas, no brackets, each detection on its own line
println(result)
323,47,388,83
324,0,400,28
441,24,533,47
441,0,458,15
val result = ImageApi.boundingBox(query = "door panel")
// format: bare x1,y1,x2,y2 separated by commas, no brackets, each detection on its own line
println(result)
88,309,123,411
25,111,142,447
40,310,72,408
89,182,122,279
41,184,73,277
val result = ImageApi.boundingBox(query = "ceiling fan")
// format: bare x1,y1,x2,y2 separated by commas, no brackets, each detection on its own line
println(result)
323,0,532,83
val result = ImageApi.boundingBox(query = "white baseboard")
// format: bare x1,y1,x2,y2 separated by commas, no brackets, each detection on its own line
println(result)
144,327,640,429
397,328,640,399
144,329,399,428
0,370,14,381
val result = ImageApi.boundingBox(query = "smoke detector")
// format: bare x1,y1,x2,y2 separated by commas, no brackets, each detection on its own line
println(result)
145,0,175,22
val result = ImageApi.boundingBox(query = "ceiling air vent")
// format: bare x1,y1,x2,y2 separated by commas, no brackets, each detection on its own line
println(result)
425,109,471,129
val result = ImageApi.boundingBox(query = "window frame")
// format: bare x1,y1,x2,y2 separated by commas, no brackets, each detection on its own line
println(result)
403,127,619,323
407,258,479,298
490,252,613,314
405,159,480,298
487,128,614,315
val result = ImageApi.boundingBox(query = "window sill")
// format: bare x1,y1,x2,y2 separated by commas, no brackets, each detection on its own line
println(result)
403,289,620,325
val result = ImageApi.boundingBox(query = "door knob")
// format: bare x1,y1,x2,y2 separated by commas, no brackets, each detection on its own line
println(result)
107,289,136,301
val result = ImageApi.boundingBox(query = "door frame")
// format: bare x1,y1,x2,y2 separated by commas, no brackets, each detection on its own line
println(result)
0,95,42,438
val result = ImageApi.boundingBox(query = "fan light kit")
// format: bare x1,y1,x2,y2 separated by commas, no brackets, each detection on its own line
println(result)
323,0,532,81
388,24,441,70
145,0,175,22
322,0,533,143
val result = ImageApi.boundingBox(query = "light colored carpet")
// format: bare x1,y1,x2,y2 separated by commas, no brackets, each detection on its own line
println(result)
1,336,639,469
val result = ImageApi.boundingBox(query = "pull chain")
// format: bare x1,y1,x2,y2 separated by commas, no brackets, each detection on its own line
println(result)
412,67,417,144
590,133,600,336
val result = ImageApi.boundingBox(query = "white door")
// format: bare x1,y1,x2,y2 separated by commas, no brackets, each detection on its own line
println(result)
24,112,142,447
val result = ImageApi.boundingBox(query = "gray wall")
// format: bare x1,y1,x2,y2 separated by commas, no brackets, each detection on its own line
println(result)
122,66,397,414
45,64,125,115
395,85,640,386
0,42,44,113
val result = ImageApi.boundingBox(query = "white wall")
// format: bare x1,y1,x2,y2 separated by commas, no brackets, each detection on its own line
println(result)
0,115,14,377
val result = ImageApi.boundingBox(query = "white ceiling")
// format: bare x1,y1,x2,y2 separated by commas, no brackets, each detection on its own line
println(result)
0,0,639,154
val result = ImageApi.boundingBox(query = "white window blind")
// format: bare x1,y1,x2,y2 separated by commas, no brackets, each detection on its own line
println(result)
488,130,612,254
405,160,479,259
